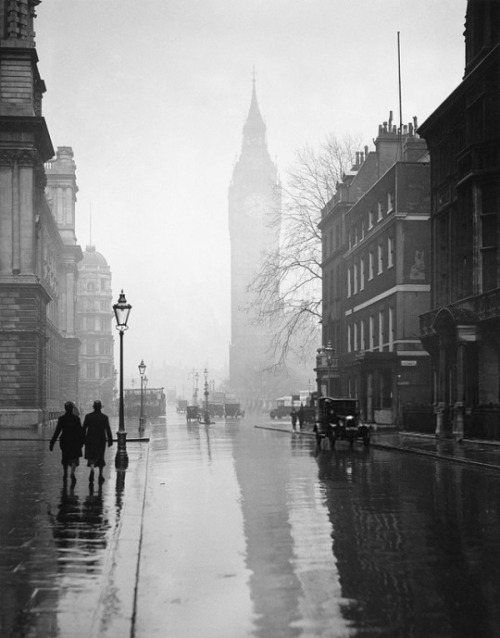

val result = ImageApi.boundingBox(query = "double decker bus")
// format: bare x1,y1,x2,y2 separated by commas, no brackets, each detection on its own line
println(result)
123,387,166,418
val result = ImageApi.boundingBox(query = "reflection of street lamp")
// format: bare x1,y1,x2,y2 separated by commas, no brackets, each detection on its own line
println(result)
203,367,210,424
143,375,148,425
113,290,132,469
138,359,146,430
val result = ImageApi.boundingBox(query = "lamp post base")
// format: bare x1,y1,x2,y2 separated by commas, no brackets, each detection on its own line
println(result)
115,431,129,469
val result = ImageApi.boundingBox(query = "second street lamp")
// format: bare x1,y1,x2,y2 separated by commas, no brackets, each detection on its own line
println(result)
138,359,146,431
113,290,132,469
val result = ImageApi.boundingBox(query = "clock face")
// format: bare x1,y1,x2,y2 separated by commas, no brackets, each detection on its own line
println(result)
243,194,267,219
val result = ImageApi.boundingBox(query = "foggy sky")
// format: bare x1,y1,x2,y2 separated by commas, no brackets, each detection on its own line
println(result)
35,0,467,383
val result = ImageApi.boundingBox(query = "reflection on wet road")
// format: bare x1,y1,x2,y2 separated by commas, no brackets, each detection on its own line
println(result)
3,413,500,637
136,411,500,638
0,431,135,638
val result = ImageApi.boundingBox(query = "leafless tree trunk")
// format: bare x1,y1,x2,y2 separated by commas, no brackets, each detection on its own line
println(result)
249,133,362,368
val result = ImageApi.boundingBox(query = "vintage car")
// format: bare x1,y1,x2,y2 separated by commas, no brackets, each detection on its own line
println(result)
315,396,370,448
186,405,200,422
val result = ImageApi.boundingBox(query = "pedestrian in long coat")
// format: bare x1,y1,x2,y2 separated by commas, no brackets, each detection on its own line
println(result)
49,402,83,483
82,400,113,483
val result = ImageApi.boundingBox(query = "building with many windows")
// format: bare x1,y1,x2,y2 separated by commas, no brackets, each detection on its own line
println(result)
0,0,84,427
76,245,115,414
419,0,500,438
319,115,431,425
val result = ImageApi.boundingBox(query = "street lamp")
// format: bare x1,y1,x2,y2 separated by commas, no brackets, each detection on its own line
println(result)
203,367,210,424
324,341,334,397
143,375,148,425
113,290,132,469
138,359,146,431
194,371,199,405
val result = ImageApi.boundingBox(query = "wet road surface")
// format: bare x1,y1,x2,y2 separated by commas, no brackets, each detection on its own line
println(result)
3,412,500,637
135,411,500,638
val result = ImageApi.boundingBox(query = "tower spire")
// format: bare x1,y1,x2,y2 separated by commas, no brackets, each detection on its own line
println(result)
243,71,266,146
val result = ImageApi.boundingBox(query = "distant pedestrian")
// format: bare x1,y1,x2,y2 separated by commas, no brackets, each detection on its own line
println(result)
298,404,305,429
82,400,113,483
290,408,298,430
49,401,83,484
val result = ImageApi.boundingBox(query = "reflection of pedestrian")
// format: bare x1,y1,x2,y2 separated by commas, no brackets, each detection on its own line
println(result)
290,408,298,430
49,401,83,484
82,401,113,484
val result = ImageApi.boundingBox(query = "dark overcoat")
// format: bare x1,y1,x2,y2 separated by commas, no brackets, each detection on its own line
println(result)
50,413,83,466
82,410,113,468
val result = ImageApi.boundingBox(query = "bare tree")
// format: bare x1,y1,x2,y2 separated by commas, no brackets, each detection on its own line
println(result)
250,133,361,368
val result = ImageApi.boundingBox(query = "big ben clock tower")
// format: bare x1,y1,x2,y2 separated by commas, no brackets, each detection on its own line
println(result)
228,78,280,403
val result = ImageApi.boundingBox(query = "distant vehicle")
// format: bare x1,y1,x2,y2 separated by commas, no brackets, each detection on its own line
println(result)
270,394,315,422
209,391,226,418
177,399,188,413
186,405,199,422
123,387,166,418
209,403,225,418
225,403,244,419
270,396,293,419
315,396,370,448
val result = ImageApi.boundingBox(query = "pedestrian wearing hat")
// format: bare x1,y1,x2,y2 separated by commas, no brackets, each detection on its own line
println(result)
82,401,113,483
49,402,84,484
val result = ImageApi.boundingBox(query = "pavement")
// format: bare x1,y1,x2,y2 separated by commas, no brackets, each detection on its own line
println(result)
3,413,500,637
0,417,150,638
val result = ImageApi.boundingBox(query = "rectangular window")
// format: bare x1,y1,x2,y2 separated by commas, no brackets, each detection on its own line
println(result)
387,192,394,212
347,266,352,297
100,363,110,378
377,201,383,221
369,250,374,280
387,236,394,268
354,322,358,351
347,324,352,353
369,315,374,351
353,262,358,294
378,243,383,274
360,257,365,290
378,310,384,350
368,210,374,229
360,319,365,351
389,307,394,351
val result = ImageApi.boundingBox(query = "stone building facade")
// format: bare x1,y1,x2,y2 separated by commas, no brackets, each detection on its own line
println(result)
76,245,115,415
419,0,500,439
0,1,82,425
319,116,431,426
